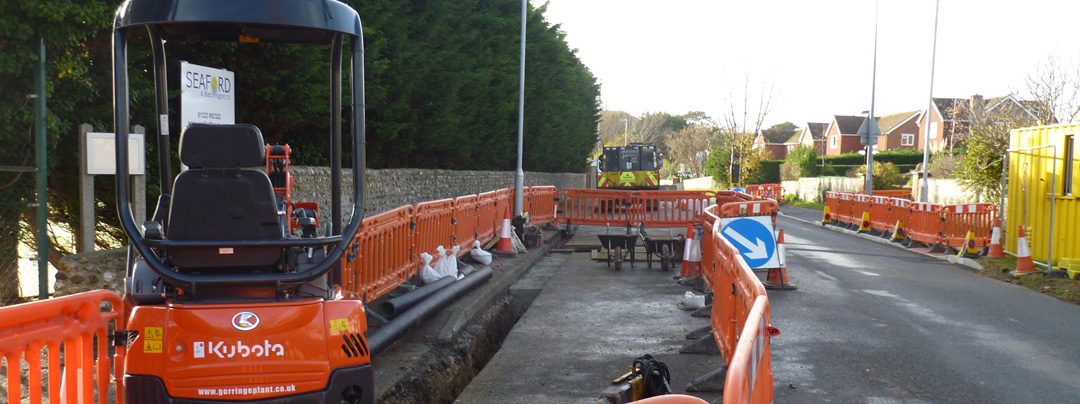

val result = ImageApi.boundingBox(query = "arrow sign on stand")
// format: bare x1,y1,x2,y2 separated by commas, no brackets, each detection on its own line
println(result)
718,216,780,269
723,226,769,260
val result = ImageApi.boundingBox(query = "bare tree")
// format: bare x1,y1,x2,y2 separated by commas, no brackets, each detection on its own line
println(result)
598,110,636,145
666,124,719,177
715,76,775,184
1025,55,1080,123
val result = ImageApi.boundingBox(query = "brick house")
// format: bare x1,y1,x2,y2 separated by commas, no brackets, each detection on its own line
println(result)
824,115,866,155
916,94,1040,152
753,132,791,160
874,111,920,151
793,122,829,155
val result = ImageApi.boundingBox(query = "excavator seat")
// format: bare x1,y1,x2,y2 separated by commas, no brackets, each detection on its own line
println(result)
167,123,283,271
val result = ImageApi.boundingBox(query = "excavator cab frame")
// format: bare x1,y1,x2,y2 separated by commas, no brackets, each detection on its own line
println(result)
111,0,371,402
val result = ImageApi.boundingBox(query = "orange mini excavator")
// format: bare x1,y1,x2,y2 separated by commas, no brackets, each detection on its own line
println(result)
110,0,372,402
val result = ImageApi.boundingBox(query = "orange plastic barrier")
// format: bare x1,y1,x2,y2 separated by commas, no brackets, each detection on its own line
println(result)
494,188,514,233
526,186,558,225
559,189,639,227
906,202,943,247
834,193,856,226
824,192,840,223
852,194,872,228
869,195,892,233
343,205,414,301
940,203,995,251
476,191,499,244
871,189,912,200
700,203,774,404
746,183,782,201
414,199,455,263
887,197,911,235
0,289,126,404
636,190,714,227
452,195,479,256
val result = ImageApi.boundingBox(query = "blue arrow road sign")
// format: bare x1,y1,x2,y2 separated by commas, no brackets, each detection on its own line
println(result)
718,216,779,269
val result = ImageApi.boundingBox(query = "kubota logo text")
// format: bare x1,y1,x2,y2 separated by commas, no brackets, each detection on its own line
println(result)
193,340,285,359
231,312,260,331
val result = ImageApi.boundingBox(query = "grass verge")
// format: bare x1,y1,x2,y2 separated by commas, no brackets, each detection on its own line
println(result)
974,257,1080,305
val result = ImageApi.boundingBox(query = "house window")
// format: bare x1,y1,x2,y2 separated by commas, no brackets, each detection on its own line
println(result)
830,136,837,147
1065,135,1075,196
901,133,915,146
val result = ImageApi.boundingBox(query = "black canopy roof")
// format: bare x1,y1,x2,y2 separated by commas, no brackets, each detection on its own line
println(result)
116,0,362,43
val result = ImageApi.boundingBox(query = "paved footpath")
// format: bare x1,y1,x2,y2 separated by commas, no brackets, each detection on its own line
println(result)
455,227,722,403
773,207,1080,403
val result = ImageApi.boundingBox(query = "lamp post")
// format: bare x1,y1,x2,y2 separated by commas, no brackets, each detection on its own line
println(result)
920,0,941,202
622,117,629,146
864,0,880,195
513,0,526,217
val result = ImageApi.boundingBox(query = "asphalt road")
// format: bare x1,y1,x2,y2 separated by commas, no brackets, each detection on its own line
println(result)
772,210,1080,403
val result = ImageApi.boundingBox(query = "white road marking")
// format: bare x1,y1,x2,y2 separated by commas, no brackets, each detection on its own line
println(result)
814,270,839,282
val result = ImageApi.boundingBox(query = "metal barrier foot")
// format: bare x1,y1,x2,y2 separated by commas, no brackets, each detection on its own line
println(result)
685,365,728,392
685,325,713,340
929,243,947,254
690,303,712,318
679,334,721,355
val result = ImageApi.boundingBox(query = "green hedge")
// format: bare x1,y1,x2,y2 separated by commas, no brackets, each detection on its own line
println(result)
749,160,783,184
822,150,926,166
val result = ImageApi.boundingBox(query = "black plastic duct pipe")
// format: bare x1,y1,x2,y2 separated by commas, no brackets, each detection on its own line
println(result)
368,267,493,356
377,276,456,318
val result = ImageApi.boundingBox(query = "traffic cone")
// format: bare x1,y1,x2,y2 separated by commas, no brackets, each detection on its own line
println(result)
821,205,832,226
858,211,872,233
987,217,1004,258
494,207,517,257
890,219,906,242
957,230,981,258
765,228,797,290
680,225,701,278
1010,226,1037,277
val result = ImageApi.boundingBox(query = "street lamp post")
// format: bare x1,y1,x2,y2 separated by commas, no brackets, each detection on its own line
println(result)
864,0,880,195
622,117,629,146
513,0,526,217
920,0,941,202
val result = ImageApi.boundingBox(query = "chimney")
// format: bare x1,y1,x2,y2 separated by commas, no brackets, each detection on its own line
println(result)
970,94,984,113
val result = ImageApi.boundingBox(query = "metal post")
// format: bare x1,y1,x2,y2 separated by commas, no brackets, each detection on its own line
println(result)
920,0,941,202
132,125,147,229
513,0,527,217
78,123,94,253
35,37,48,300
865,0,879,195
622,118,628,147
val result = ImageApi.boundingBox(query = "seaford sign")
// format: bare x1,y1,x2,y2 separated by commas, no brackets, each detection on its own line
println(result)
180,61,235,129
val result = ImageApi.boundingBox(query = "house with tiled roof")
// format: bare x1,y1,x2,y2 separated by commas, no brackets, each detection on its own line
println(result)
916,94,1041,152
824,115,866,155
753,126,798,160
874,111,920,151
794,122,829,155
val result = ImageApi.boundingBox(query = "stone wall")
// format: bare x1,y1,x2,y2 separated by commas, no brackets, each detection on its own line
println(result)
290,167,586,216
911,177,987,204
781,177,866,202
54,248,126,296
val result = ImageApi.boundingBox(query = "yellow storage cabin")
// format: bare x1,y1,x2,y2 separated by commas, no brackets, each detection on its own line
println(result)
1006,124,1079,274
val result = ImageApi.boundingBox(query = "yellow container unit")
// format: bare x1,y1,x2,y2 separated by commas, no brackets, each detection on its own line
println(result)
1005,124,1080,272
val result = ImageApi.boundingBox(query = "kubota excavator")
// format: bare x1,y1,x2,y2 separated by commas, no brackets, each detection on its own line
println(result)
110,0,372,402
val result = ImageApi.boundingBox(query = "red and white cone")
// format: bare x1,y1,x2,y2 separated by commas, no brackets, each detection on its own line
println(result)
1010,226,1036,277
986,217,1004,258
765,228,797,290
680,225,701,278
495,207,517,257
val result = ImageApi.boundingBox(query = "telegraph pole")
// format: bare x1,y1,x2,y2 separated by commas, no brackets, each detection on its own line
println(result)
920,0,941,202
513,0,527,217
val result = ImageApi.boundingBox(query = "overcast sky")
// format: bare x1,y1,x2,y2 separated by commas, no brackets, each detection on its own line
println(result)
541,0,1079,127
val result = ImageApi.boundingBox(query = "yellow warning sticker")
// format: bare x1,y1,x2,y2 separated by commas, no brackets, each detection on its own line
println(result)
329,318,350,334
619,172,636,183
143,340,163,354
144,326,163,340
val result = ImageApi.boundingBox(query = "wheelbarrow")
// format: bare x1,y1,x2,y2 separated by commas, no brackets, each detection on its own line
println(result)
597,233,638,271
641,234,685,271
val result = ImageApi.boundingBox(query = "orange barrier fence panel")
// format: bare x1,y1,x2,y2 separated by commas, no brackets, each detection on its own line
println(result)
746,184,782,201
852,194,872,227
824,192,840,222
887,197,911,235
414,199,455,265
452,195,479,256
714,190,749,207
559,189,637,227
494,188,514,233
869,195,892,232
635,190,714,227
476,191,499,244
526,186,558,225
717,199,779,219
906,202,943,246
0,289,126,404
940,203,996,250
835,193,856,226
344,205,414,301
872,189,912,200
722,296,773,404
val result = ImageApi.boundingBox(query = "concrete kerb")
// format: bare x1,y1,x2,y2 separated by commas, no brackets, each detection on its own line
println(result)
779,212,984,271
